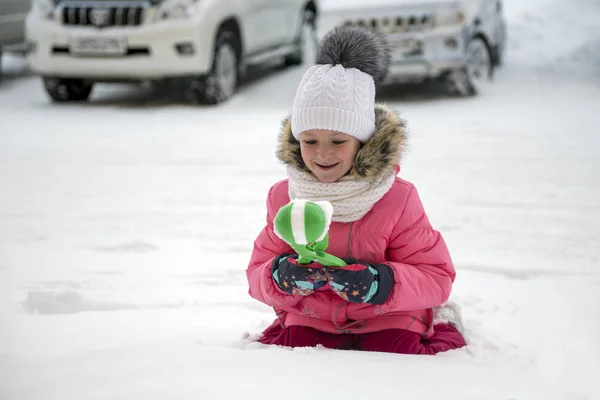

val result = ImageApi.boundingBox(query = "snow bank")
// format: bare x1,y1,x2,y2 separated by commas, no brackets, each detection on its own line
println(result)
21,290,140,315
504,0,600,79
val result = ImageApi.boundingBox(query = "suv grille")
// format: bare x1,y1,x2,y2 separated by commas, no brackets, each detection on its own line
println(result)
344,14,433,33
61,4,146,27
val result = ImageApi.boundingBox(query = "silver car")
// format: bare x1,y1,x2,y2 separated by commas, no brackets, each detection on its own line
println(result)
317,0,507,96
0,0,30,75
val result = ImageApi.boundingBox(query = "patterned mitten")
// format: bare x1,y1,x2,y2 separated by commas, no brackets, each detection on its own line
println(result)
325,258,394,304
271,253,328,296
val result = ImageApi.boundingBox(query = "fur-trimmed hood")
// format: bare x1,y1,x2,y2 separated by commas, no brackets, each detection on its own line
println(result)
276,103,407,182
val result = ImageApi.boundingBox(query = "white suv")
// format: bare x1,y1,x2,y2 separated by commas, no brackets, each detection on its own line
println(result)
26,0,318,103
317,0,506,95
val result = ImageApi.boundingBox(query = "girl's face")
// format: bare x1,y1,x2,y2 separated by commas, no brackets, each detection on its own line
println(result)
299,129,361,183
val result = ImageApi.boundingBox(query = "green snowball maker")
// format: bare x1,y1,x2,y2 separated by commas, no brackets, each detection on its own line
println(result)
273,199,346,267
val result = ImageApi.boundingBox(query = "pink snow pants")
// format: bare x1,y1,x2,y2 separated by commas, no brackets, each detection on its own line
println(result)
258,321,466,355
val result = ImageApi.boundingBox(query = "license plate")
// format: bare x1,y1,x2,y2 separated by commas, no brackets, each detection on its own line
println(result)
389,38,419,52
71,37,127,55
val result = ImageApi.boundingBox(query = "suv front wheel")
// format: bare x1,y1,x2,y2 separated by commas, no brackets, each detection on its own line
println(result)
188,30,239,105
445,37,492,96
43,77,94,102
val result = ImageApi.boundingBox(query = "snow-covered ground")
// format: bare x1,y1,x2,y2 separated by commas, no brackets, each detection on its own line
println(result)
1,0,599,399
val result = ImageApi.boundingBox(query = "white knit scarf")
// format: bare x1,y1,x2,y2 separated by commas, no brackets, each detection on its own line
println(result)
287,166,396,223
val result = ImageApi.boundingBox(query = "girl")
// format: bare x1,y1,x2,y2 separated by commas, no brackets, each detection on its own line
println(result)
246,26,466,354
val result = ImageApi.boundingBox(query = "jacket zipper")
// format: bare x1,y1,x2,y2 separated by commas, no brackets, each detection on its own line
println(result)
346,222,353,258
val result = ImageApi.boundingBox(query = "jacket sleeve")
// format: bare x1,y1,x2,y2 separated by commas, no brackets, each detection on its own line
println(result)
381,187,456,312
246,186,302,309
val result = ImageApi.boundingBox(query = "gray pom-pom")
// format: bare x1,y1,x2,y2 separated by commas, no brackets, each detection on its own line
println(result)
316,25,391,82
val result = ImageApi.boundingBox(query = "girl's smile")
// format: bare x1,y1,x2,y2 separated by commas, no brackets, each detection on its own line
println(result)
300,129,362,183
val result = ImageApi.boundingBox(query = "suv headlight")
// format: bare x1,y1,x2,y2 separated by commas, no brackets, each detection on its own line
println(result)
30,0,55,20
435,7,465,27
156,0,199,20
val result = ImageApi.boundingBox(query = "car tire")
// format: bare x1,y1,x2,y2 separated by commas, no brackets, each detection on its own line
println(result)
284,9,316,66
445,37,492,96
188,30,240,105
42,77,94,102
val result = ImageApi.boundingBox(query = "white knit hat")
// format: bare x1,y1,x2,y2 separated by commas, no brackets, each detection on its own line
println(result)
292,65,376,143
291,26,391,143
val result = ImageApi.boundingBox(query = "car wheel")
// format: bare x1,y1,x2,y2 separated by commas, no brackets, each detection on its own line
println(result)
445,37,492,96
42,77,94,102
284,9,316,66
188,30,239,105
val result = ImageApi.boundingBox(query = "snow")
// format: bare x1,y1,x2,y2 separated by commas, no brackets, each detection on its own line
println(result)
503,0,600,79
1,0,599,399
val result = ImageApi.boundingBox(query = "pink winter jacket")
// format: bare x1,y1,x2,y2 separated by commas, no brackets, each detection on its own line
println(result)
246,104,456,337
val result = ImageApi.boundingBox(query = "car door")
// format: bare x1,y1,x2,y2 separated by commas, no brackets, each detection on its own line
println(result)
260,0,291,49
0,0,30,45
238,0,264,55
240,0,282,53
278,0,306,46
